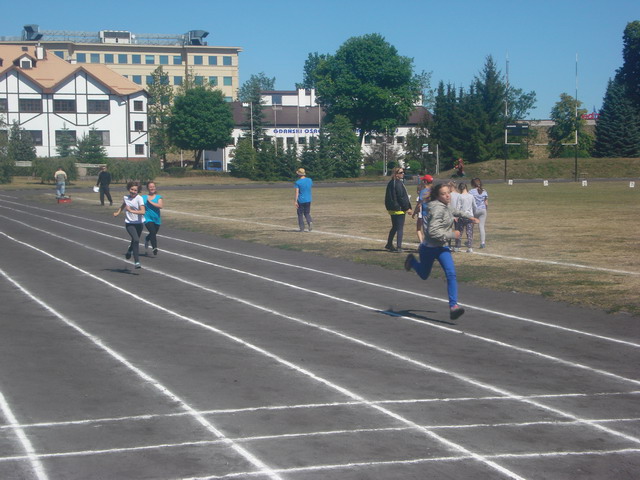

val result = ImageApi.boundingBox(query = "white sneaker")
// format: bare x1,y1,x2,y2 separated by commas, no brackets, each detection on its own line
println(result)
466,248,473,253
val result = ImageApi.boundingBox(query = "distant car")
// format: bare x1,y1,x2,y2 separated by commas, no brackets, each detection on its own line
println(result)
204,160,223,171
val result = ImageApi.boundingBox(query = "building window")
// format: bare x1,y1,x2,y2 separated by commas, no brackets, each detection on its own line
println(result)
174,76,183,86
144,55,154,65
223,76,232,86
53,99,77,113
286,137,295,146
159,55,169,65
224,96,232,102
193,55,203,65
298,137,307,145
223,56,232,66
19,98,42,112
194,76,203,86
94,130,110,146
90,53,100,63
118,54,128,64
272,94,282,105
132,54,141,64
104,53,114,64
395,136,405,144
26,130,43,146
134,121,144,132
133,100,144,112
76,53,86,63
208,55,217,65
173,55,182,65
20,59,33,69
132,75,142,85
0,98,7,112
54,51,65,59
146,76,154,85
135,144,145,155
87,99,110,114
208,76,218,86
55,130,76,145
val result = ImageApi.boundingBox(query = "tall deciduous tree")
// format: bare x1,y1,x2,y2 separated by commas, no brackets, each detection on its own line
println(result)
548,93,592,158
147,66,174,164
313,33,422,143
297,52,328,89
324,115,361,178
168,87,234,169
237,72,275,147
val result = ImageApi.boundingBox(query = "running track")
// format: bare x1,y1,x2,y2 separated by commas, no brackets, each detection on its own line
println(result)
0,190,639,479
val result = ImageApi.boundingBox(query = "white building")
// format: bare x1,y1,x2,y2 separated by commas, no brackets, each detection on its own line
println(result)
203,89,431,171
0,44,148,159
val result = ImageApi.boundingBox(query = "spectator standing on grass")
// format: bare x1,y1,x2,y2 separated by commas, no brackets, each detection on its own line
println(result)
384,167,413,252
404,183,479,320
142,182,163,256
412,174,433,243
454,182,475,253
455,157,465,177
294,168,313,232
96,165,113,206
469,178,488,249
54,166,67,198
113,181,145,269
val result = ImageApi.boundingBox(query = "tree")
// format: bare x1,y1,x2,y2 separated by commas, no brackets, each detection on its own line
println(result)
168,87,234,169
593,79,640,157
76,128,107,163
56,125,76,158
324,115,362,178
548,93,592,158
0,117,12,184
7,121,36,164
229,137,257,179
314,33,422,143
237,72,275,146
616,20,640,109
147,66,174,164
297,52,328,89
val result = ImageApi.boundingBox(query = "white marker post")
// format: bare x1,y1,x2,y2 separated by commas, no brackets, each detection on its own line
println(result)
508,179,513,185
631,182,636,188
582,180,588,187
543,180,549,187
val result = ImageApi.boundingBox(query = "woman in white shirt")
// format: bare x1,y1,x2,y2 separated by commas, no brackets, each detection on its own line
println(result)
469,178,489,249
454,182,476,252
113,181,146,269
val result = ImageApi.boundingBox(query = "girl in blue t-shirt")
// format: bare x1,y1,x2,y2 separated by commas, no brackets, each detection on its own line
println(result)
142,182,164,256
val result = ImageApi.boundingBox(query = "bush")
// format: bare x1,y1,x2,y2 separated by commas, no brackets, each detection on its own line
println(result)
0,154,13,184
106,158,161,185
33,157,78,183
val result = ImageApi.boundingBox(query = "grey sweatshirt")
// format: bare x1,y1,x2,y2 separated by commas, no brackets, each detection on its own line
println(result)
424,200,473,247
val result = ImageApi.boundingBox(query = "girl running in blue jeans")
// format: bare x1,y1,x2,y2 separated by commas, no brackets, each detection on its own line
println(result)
404,183,479,320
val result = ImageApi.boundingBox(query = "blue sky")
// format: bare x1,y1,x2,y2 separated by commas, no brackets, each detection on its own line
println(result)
2,0,638,119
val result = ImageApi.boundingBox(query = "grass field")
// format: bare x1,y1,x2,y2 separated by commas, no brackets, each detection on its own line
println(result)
12,175,638,316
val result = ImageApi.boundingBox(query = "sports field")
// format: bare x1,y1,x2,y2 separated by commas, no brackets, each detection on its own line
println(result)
0,181,639,479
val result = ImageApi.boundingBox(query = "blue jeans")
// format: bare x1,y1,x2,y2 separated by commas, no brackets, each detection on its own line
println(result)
56,182,65,197
409,244,458,307
297,202,312,231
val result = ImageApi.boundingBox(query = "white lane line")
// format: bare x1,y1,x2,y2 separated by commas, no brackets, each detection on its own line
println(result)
0,234,530,480
162,208,640,276
0,389,49,480
4,195,639,277
4,211,640,392
3,216,640,450
3,390,639,432
182,448,640,479
2,200,636,350
0,267,282,480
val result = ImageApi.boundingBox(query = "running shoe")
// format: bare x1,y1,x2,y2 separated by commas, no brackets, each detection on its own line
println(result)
466,248,473,253
450,305,465,320
308,223,313,232
153,248,158,256
480,243,486,249
134,262,141,269
404,254,415,271
125,250,132,260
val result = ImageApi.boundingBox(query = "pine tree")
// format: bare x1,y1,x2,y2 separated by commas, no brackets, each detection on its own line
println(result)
229,137,257,179
593,79,640,157
8,121,36,163
76,129,107,163
56,126,77,158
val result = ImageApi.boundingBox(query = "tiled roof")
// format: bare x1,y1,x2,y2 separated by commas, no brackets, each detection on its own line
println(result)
0,44,145,96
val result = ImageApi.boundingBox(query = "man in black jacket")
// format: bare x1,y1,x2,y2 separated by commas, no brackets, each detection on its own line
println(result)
96,165,113,206
384,167,412,252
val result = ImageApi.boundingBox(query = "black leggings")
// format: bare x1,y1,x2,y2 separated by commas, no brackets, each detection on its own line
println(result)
145,222,161,250
125,223,143,262
387,214,406,249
